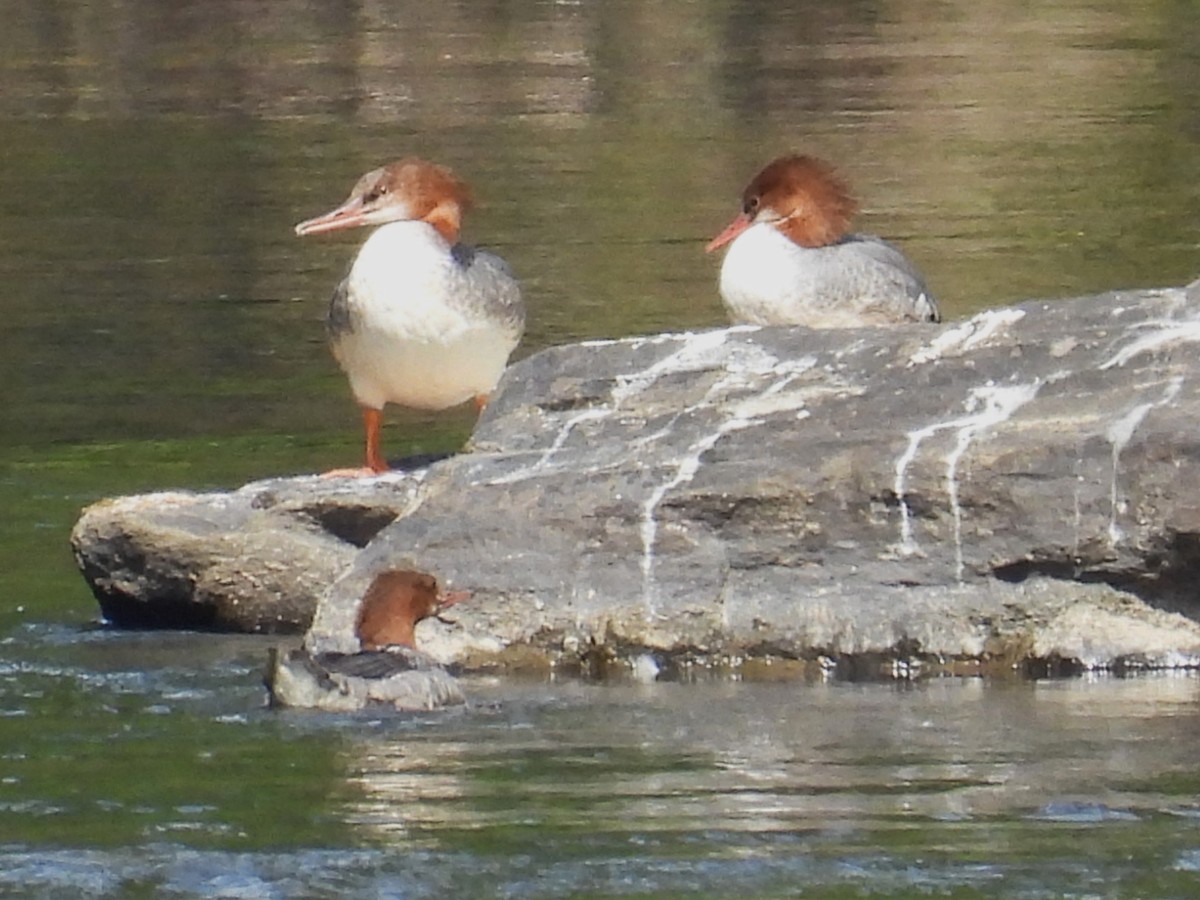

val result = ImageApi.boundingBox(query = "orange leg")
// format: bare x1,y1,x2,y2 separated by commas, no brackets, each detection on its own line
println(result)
363,407,388,473
473,393,489,414
319,407,388,478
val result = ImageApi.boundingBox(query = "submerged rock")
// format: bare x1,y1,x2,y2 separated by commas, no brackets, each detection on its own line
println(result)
72,284,1200,685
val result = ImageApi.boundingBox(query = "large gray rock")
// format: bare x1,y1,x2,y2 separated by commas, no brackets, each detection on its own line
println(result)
73,285,1200,676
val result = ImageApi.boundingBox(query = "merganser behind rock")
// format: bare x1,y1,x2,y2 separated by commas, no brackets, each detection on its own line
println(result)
706,154,939,328
266,569,467,712
295,158,524,475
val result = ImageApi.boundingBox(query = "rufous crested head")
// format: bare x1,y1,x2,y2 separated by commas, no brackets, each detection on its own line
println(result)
294,158,473,244
706,154,859,252
355,569,469,651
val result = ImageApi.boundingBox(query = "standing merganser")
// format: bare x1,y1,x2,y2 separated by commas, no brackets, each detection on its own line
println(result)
295,158,524,475
705,155,939,328
266,569,468,711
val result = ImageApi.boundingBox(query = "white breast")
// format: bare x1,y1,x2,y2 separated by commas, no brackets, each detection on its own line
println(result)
718,224,815,325
333,221,523,411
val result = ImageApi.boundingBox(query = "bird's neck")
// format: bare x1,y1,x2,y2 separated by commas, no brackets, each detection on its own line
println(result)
422,201,462,244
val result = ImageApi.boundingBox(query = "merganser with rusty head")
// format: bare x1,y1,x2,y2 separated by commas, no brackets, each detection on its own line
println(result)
706,154,938,328
267,569,468,712
295,158,524,475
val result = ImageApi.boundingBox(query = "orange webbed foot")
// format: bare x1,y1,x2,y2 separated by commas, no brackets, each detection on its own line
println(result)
319,466,383,479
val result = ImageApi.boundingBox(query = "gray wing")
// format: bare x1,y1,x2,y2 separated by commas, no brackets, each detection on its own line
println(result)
326,274,353,341
839,235,940,323
453,244,526,339
314,649,444,677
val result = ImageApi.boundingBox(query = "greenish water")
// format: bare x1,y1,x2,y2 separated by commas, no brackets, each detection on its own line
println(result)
4,0,1200,895
7,652,1200,897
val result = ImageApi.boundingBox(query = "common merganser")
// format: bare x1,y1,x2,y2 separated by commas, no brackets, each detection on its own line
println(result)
295,158,524,475
355,569,468,651
705,155,939,328
266,569,468,712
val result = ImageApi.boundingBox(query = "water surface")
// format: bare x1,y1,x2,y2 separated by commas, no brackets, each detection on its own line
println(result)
6,627,1200,896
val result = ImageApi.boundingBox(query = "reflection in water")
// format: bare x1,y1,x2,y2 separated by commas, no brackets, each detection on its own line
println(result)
5,632,1200,893
339,676,1200,854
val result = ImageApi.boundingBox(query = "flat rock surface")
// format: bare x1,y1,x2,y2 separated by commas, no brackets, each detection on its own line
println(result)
73,284,1200,675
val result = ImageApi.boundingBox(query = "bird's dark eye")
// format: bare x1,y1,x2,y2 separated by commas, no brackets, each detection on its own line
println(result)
743,195,760,216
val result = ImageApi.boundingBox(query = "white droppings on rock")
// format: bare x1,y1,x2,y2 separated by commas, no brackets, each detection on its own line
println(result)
490,330,742,486
1100,315,1200,369
944,383,1042,580
893,381,1040,568
640,350,818,606
1105,377,1183,544
909,308,1026,365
